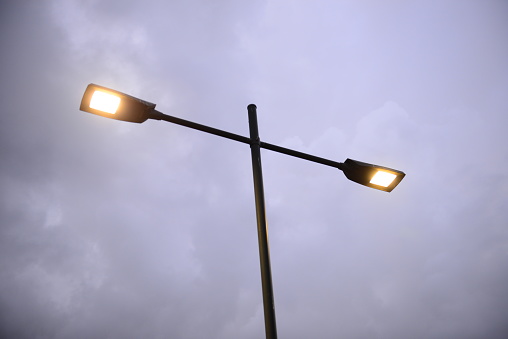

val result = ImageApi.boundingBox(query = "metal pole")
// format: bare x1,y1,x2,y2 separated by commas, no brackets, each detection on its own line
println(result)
247,104,278,339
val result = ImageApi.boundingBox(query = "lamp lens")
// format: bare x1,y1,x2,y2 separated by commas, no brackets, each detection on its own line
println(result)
90,90,120,114
370,171,397,187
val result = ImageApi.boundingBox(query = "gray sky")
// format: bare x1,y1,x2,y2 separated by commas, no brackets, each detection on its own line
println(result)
1,1,508,338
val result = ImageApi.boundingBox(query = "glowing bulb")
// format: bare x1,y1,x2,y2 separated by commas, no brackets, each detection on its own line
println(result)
370,171,397,187
89,90,120,114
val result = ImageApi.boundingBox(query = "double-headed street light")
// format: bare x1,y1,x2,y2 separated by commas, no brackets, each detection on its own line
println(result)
79,83,405,339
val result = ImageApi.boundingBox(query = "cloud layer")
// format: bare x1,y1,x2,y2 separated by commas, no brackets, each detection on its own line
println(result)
1,1,507,338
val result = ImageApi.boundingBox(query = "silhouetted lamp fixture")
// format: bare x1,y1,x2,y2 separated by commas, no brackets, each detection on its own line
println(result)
79,83,406,339
342,158,405,192
80,84,155,123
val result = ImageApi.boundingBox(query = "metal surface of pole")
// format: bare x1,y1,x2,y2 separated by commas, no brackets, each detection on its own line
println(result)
248,104,278,339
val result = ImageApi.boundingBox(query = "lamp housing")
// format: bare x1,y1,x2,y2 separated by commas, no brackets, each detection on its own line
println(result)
341,158,405,192
80,84,156,123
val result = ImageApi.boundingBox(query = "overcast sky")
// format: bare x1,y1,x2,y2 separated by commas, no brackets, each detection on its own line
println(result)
1,1,508,338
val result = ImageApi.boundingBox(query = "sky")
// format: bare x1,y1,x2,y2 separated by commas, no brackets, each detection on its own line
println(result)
1,0,507,338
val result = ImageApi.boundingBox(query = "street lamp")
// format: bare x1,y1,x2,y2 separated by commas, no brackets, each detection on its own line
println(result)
79,83,406,339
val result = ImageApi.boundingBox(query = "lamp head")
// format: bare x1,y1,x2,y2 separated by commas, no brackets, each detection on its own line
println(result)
341,158,405,192
80,84,156,123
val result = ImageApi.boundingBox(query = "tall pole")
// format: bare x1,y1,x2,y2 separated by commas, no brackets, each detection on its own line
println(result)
248,104,278,339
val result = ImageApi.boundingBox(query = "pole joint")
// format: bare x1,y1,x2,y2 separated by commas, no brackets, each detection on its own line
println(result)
250,136,261,147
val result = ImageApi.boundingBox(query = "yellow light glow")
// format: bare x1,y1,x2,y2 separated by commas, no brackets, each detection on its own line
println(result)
89,90,120,114
370,171,397,187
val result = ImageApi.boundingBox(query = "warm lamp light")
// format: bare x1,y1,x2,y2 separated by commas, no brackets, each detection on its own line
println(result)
89,90,121,114
341,158,405,192
80,84,156,123
370,171,397,187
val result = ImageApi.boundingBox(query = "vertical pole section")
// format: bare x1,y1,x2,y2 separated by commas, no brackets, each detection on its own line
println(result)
248,104,278,339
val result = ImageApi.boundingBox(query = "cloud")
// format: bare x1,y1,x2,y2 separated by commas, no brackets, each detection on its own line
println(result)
1,1,508,338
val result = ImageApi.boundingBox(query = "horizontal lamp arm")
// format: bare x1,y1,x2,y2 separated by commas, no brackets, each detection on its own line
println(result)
149,109,344,170
150,109,252,145
260,142,344,170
